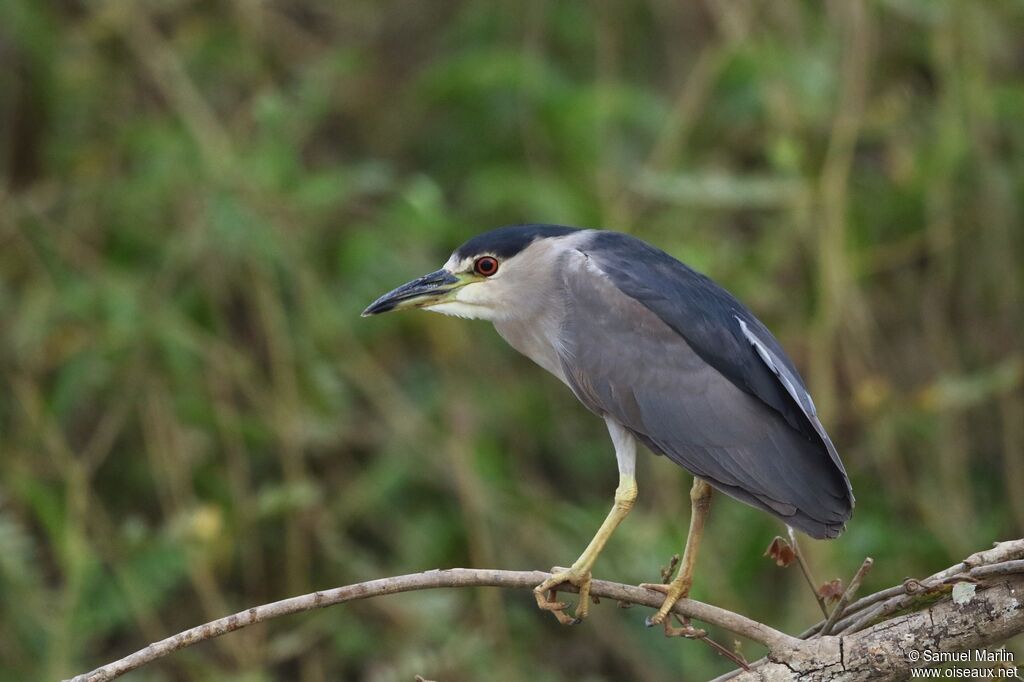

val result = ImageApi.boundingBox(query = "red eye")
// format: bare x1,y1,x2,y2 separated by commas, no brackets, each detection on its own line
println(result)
474,256,499,277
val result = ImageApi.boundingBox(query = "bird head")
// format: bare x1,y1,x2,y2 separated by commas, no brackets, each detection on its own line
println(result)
361,225,579,321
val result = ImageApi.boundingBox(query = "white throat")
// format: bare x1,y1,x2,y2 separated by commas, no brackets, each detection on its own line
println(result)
426,231,592,323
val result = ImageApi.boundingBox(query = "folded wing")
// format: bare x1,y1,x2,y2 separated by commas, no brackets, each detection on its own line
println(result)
557,235,854,538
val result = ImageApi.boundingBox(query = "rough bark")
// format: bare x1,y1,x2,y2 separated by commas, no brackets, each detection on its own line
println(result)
724,574,1023,681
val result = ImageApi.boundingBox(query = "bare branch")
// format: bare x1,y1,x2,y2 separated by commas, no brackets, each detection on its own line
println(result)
818,557,873,636
66,540,1024,682
822,539,1024,636
788,527,830,619
720,572,1024,681
65,568,797,682
714,538,1024,681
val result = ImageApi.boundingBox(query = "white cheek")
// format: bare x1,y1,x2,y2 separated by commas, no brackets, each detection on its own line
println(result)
425,283,500,321
424,301,489,319
454,282,493,305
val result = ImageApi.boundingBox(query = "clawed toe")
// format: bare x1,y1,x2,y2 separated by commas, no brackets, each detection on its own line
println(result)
640,581,689,630
662,619,705,638
533,567,592,625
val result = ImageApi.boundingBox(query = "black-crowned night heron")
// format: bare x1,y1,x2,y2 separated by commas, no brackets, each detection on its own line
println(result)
363,225,854,631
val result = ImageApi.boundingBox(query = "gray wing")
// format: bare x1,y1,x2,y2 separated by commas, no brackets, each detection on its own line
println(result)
557,249,852,538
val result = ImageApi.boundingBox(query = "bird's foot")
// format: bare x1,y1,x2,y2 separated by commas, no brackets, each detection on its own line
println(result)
640,581,691,629
533,566,593,625
661,615,705,639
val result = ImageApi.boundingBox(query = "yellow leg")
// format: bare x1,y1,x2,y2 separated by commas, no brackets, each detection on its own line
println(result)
534,476,637,624
641,477,713,631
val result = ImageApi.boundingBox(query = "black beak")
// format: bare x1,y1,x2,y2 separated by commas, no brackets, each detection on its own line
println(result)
361,269,461,316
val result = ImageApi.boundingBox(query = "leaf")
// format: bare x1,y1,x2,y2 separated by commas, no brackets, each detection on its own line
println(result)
952,582,976,605
764,536,796,567
818,578,845,603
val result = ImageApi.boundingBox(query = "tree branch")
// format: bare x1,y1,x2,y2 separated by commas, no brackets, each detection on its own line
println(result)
65,568,797,682
718,573,1024,681
714,538,1024,681
67,540,1024,682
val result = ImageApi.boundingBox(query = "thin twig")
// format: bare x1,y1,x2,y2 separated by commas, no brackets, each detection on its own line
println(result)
712,539,1024,682
970,559,1024,579
838,602,886,635
834,554,1024,636
798,584,904,638
681,622,751,672
819,557,873,636
788,527,830,618
801,539,1024,638
65,568,798,682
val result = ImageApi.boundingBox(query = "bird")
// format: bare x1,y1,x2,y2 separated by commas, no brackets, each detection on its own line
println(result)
362,224,854,631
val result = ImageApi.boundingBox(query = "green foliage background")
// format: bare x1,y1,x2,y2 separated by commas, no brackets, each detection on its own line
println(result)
2,1,1023,680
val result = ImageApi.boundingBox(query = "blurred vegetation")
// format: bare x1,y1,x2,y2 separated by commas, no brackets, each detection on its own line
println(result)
1,1,1023,680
